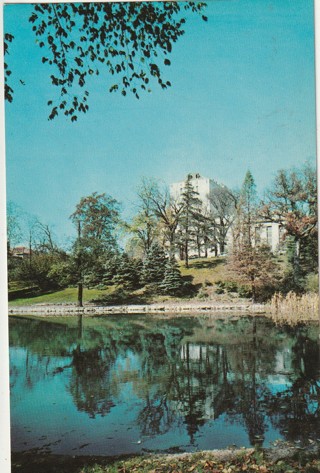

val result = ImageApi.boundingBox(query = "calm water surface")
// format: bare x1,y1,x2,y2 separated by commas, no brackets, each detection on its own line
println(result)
9,314,320,456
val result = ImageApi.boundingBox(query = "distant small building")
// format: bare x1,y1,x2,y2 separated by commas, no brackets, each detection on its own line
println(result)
11,246,31,259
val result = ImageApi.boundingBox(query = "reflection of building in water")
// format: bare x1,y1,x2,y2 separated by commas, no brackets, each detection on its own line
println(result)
275,348,293,374
267,348,295,388
179,343,224,421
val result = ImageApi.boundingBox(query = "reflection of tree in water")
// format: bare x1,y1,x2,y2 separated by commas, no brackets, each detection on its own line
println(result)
9,317,75,390
69,346,116,418
266,331,320,442
136,327,184,437
67,315,118,418
137,394,175,436
9,315,320,447
225,319,268,445
268,377,320,442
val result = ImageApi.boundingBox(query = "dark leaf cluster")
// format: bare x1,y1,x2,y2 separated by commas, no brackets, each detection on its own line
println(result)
4,33,14,103
23,1,207,121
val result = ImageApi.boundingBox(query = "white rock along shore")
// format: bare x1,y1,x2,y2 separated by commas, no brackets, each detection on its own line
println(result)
8,301,268,316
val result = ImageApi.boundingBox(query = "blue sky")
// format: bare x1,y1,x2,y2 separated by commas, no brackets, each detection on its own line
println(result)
4,0,316,244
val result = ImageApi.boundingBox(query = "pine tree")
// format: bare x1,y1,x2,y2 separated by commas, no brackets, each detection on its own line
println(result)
160,257,185,296
113,253,142,289
179,174,203,268
141,243,167,284
233,170,257,249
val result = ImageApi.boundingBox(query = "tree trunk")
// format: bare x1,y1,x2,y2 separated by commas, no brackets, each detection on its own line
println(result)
77,282,83,307
197,238,201,258
251,276,256,303
77,220,83,307
185,239,189,268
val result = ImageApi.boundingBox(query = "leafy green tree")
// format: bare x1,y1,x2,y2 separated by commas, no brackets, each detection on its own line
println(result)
141,242,167,285
6,204,68,290
5,2,207,121
14,251,68,291
127,211,160,257
70,192,121,306
160,257,185,296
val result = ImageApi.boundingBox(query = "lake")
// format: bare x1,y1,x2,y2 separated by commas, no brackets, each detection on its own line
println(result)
9,314,320,457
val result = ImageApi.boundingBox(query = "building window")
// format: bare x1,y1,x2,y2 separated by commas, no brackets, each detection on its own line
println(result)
266,226,272,246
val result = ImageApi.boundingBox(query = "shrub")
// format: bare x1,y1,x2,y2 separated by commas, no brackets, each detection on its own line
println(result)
224,281,238,293
141,243,167,284
197,287,209,299
238,285,252,298
304,273,319,293
215,287,224,295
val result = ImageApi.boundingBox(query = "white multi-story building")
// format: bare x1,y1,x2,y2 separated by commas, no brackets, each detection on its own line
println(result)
170,173,221,215
170,173,284,255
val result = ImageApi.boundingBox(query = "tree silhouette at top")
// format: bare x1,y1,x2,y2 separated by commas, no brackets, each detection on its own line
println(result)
4,2,207,121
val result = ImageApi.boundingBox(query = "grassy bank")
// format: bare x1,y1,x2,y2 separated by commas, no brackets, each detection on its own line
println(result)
9,257,232,307
8,287,115,306
11,449,320,473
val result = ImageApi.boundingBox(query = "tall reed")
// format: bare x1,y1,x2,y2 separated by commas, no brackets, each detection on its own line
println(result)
270,291,319,325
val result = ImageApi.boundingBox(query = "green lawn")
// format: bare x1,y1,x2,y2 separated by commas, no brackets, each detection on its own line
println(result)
8,287,113,306
179,256,228,285
8,257,230,306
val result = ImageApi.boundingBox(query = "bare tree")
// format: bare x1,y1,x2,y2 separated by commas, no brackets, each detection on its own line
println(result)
34,221,59,254
138,178,183,256
209,185,237,254
6,201,23,251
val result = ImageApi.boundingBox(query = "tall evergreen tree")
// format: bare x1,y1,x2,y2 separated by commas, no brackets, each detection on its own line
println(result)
234,170,257,249
113,253,142,290
160,257,185,296
179,174,203,268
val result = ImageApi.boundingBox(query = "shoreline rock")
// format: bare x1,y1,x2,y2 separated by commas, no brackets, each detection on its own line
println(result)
8,301,268,316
